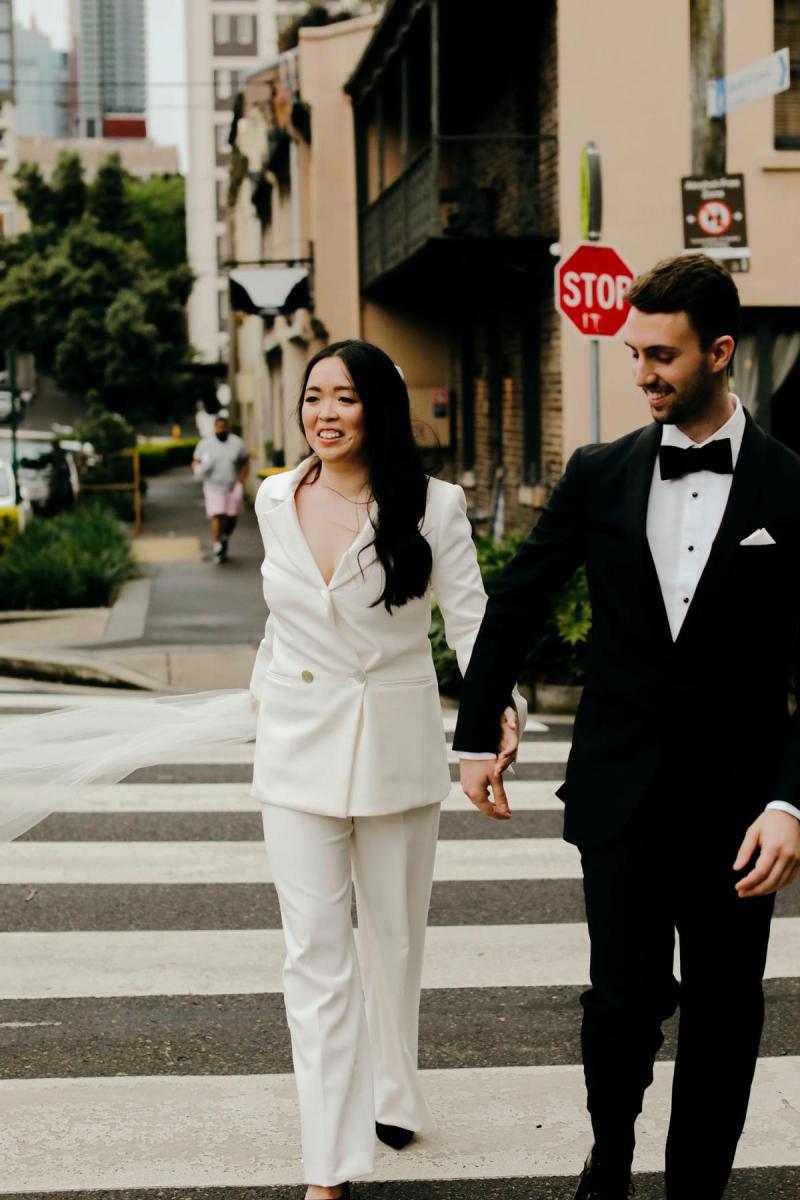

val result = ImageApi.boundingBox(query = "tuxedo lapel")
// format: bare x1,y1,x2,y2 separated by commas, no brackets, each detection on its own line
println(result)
675,410,769,649
624,423,673,646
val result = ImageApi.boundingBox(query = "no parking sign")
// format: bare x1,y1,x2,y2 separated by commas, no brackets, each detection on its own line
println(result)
681,174,749,264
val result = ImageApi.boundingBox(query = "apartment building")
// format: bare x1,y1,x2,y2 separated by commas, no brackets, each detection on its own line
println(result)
228,15,376,473
185,0,278,364
0,0,15,239
347,0,560,532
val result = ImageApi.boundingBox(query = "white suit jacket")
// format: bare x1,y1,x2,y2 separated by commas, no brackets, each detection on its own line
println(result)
249,458,526,817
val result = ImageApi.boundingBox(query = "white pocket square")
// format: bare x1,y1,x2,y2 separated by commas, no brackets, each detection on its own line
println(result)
739,528,776,546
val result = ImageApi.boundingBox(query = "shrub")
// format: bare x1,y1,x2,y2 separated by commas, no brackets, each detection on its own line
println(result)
430,532,591,696
0,509,20,556
132,438,198,476
73,402,136,454
0,502,137,609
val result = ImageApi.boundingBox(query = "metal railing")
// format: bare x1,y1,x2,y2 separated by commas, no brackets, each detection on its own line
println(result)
360,135,557,287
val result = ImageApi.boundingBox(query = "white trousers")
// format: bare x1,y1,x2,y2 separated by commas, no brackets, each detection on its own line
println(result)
261,801,440,1185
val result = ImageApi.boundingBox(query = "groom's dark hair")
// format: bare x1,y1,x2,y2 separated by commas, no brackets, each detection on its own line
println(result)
627,253,741,354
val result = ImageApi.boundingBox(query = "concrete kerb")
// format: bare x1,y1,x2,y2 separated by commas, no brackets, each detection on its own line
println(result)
0,578,160,691
0,647,169,691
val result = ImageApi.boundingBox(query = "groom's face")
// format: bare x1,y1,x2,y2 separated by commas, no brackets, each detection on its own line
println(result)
624,308,716,427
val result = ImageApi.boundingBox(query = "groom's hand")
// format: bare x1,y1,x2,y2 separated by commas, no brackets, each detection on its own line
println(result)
733,810,800,897
459,759,511,820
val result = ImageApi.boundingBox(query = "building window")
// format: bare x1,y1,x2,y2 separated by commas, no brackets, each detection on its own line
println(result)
215,122,231,156
214,68,242,108
215,68,233,101
775,0,800,149
213,14,231,46
217,178,228,219
0,4,10,32
237,14,255,45
218,289,229,332
217,232,229,267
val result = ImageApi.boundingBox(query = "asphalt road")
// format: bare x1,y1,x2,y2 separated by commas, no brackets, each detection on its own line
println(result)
0,704,798,1199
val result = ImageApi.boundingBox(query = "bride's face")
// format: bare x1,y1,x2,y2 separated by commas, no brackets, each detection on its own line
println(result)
302,356,367,466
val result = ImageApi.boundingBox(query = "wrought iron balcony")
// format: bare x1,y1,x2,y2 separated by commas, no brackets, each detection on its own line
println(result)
360,134,556,290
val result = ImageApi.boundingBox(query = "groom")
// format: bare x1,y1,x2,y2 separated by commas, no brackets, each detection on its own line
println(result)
454,254,800,1199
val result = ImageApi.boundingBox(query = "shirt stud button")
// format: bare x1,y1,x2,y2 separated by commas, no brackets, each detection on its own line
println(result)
683,597,690,604
688,545,695,552
301,670,314,683
692,492,699,499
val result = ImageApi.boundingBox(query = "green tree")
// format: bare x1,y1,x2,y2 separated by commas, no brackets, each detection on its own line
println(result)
0,152,195,424
126,173,187,271
51,152,87,226
0,215,192,423
12,162,53,228
87,153,142,239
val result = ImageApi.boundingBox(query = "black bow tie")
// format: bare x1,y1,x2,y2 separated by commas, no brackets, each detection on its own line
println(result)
659,438,734,481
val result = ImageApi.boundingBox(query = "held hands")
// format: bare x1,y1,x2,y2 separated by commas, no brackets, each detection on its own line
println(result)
733,810,800,898
459,706,519,821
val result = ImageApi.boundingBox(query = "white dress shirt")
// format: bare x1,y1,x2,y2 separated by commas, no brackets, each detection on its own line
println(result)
463,395,800,823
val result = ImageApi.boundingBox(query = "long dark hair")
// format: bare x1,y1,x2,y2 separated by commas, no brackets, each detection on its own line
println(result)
296,339,432,612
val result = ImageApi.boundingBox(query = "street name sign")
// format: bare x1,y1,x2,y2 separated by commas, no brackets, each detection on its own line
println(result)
707,48,790,118
555,242,635,339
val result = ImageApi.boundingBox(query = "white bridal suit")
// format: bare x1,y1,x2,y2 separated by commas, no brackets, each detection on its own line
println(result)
248,457,525,1185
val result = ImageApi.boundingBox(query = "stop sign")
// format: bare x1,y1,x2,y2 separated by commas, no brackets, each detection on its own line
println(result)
556,242,635,339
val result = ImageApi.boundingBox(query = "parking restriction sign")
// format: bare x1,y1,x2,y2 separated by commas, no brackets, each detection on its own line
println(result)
681,174,749,269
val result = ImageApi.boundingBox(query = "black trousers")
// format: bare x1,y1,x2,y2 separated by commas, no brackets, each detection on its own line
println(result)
578,797,774,1198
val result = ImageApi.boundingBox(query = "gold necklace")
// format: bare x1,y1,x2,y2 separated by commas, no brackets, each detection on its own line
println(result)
319,481,372,506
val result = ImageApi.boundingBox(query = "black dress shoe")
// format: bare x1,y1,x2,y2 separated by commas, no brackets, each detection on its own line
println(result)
573,1148,634,1199
375,1121,414,1149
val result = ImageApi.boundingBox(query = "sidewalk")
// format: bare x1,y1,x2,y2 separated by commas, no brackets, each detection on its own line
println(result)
0,467,268,692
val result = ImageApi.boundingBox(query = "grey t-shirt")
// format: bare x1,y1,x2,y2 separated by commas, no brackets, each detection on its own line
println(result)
194,433,248,492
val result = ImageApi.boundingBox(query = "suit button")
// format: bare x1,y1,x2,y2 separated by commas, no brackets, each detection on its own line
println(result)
301,670,314,683
352,670,366,683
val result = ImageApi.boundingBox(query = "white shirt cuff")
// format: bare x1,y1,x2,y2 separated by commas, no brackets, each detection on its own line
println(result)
766,800,800,822
458,751,497,760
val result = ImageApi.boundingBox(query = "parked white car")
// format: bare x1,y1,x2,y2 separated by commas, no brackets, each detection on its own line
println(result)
0,458,32,531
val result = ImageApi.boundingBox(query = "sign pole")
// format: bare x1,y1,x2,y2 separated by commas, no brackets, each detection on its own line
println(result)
581,143,603,442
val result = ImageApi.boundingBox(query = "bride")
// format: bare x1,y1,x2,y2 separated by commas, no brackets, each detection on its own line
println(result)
0,339,523,1199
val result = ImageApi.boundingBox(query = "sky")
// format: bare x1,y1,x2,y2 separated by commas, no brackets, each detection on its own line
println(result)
13,0,189,170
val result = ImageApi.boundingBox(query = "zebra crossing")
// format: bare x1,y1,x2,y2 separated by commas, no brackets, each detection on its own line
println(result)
0,697,799,1198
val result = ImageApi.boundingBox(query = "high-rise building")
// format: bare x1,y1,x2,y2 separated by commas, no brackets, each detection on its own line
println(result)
185,0,278,363
69,0,147,139
14,18,70,140
0,0,16,239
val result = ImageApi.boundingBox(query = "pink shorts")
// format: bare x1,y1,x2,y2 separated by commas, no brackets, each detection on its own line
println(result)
204,482,244,518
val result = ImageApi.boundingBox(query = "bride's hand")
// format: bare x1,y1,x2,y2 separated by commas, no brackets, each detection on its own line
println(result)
496,705,519,774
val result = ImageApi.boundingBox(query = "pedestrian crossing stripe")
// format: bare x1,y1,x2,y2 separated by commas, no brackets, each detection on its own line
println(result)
36,780,564,813
1,1059,798,1191
1,920,797,1000
0,837,582,884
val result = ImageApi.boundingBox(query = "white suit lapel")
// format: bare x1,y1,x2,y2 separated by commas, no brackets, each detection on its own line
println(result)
260,460,378,592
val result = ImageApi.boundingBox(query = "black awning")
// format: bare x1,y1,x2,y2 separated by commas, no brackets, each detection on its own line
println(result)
229,267,309,317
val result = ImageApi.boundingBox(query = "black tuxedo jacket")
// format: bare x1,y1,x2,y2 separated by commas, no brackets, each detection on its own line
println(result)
453,411,800,847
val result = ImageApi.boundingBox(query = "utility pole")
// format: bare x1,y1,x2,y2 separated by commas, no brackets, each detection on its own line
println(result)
690,0,726,173
7,348,18,502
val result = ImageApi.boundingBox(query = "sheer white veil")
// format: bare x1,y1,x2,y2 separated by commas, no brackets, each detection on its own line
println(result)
0,689,257,840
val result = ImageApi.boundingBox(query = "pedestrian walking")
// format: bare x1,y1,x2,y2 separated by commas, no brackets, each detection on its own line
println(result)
192,412,249,562
455,254,800,1200
249,340,523,1198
